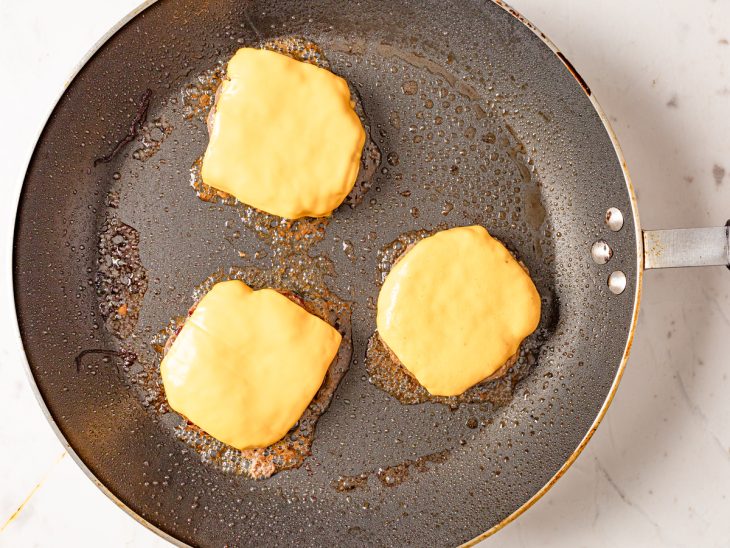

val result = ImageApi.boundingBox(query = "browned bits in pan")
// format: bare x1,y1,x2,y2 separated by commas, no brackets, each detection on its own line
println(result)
332,449,450,491
95,218,148,339
94,89,153,166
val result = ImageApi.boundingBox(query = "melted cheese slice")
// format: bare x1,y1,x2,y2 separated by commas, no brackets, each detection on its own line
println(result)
201,48,366,219
160,280,342,449
377,226,541,397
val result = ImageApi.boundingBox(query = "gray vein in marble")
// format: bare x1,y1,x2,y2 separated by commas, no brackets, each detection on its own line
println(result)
675,374,729,460
595,459,664,540
681,307,703,370
701,287,730,326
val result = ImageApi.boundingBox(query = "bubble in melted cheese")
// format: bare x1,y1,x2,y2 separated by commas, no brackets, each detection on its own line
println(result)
376,226,541,397
160,280,342,449
201,48,365,219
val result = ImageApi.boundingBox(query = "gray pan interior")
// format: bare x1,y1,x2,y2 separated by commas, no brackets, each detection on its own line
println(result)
13,0,639,545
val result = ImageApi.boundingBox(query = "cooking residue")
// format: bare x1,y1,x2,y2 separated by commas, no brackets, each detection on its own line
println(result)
132,115,173,161
342,239,356,261
96,217,148,338
182,63,225,121
94,88,153,166
334,473,369,492
74,348,137,374
333,449,450,492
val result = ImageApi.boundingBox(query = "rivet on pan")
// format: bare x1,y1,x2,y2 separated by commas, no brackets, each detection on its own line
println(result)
605,207,624,231
591,240,613,264
608,271,627,295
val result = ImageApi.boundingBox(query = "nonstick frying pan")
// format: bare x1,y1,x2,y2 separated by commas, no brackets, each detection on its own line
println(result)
12,0,730,546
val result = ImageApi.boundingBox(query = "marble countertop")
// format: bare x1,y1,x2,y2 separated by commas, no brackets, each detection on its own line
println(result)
1,1,728,546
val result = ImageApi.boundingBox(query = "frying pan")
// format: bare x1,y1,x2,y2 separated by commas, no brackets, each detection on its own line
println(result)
11,0,730,546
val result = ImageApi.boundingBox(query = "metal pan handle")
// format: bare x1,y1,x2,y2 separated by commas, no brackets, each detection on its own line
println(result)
643,221,730,270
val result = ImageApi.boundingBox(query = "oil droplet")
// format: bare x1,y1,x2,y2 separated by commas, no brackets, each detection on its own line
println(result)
342,240,356,261
401,80,418,95
388,111,401,129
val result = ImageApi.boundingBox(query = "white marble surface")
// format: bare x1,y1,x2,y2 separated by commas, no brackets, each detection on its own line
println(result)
1,1,729,546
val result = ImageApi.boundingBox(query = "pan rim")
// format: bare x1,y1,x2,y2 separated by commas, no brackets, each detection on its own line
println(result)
8,1,643,546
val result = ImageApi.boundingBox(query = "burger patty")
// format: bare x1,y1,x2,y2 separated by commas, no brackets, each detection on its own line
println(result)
366,231,536,409
205,37,380,212
164,284,352,479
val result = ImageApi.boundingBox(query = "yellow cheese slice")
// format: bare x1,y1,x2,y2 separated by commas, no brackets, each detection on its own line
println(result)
160,280,342,449
376,226,541,397
201,48,366,219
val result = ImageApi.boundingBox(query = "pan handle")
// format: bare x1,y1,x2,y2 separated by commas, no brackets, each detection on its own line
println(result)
643,221,730,269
